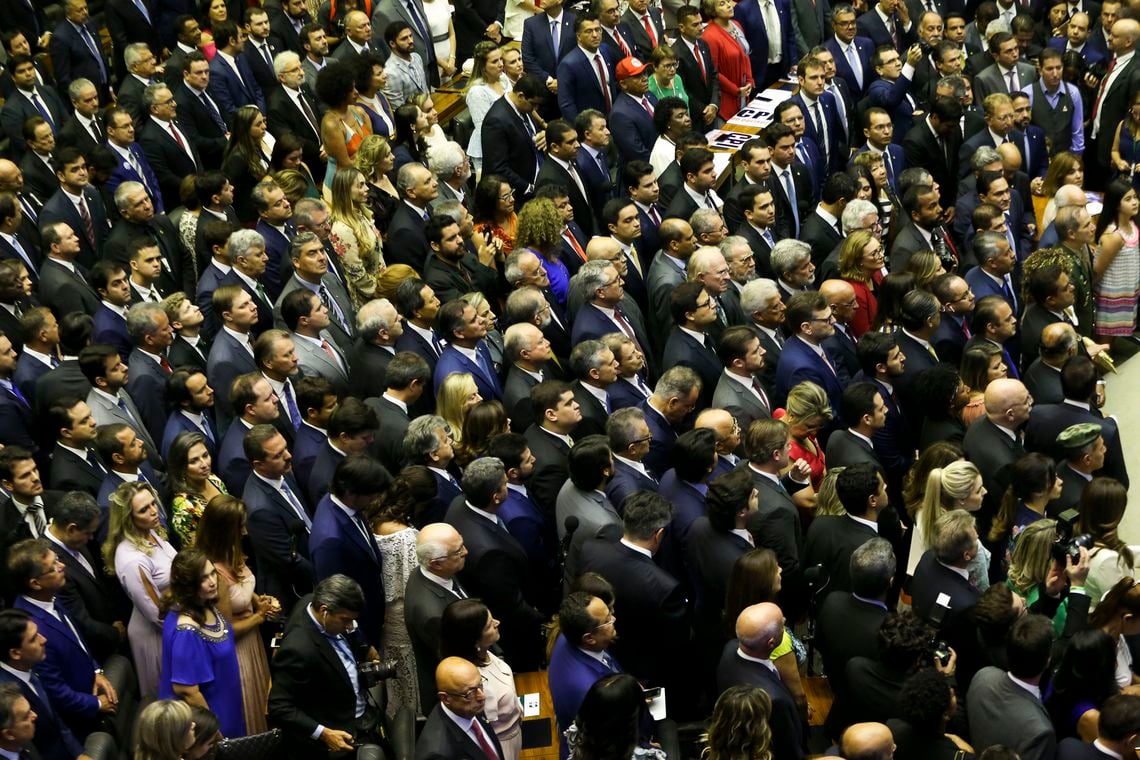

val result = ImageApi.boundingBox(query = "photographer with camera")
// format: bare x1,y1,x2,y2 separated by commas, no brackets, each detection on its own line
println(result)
268,574,389,759
1007,518,1092,641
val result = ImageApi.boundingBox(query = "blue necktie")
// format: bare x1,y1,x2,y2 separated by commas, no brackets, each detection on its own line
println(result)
132,0,151,24
281,383,302,430
199,93,228,134
30,92,54,131
280,480,311,528
1003,348,1020,379
781,169,800,235
1,381,28,408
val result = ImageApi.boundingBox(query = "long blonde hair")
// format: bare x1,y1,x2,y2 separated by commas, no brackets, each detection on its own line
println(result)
353,134,392,184
916,461,980,552
437,372,479,444
701,685,773,760
329,167,379,256
1007,519,1058,595
134,699,194,760
102,481,167,575
782,381,834,429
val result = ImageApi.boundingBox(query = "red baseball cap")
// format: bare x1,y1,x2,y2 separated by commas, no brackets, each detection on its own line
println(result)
615,57,652,79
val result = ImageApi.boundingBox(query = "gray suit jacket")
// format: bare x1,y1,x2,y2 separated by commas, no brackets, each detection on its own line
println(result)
888,221,935,274
274,273,355,353
645,253,686,346
85,387,161,465
966,666,1056,760
555,482,622,579
710,370,771,434
973,62,1038,104
824,429,881,468
291,330,351,396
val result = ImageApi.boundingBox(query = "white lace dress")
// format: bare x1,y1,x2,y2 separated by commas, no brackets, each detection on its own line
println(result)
376,526,420,715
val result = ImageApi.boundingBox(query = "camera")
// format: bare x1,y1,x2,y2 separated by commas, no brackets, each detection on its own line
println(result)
358,660,398,684
931,639,951,668
1051,508,1094,565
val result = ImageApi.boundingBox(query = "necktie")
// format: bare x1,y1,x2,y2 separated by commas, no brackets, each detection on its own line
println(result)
259,42,273,68
782,170,800,235
704,192,718,210
811,102,827,163
551,18,562,55
297,91,320,135
131,0,151,24
888,16,899,48
319,285,349,333
1092,56,1117,128
959,316,971,340
199,93,228,134
86,450,106,475
761,228,775,248
564,231,587,262
281,382,301,429
762,0,781,60
7,238,34,275
77,197,96,247
30,93,54,131
353,511,381,562
472,718,500,760
649,204,662,226
321,339,343,372
159,355,172,373
79,25,108,83
640,14,657,47
1006,69,1017,93
1002,274,1018,312
844,43,863,89
255,282,271,307
641,96,654,116
87,117,102,143
280,480,311,528
19,195,37,224
751,377,769,408
593,54,612,110
831,86,848,137
168,121,188,151
595,149,609,178
26,502,45,537
1002,347,1020,379
2,380,27,408
693,41,706,82
199,417,215,442
626,245,643,277
612,309,643,354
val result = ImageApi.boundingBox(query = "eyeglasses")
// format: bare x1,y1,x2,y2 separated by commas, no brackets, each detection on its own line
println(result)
432,544,466,561
629,435,653,446
808,314,836,323
445,678,487,701
590,615,616,632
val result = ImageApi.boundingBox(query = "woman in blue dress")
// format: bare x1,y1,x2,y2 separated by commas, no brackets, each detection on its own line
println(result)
1111,89,1140,191
159,547,246,738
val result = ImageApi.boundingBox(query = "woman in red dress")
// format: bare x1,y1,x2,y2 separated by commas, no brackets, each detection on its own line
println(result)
839,229,886,337
701,0,755,120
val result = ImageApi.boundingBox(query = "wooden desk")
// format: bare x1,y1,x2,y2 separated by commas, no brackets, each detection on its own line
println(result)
515,670,560,760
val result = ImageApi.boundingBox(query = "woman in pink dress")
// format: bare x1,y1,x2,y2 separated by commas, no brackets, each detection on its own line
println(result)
103,481,177,699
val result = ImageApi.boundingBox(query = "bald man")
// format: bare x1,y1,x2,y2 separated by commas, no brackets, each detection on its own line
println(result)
820,279,860,380
1023,322,1078,405
716,603,806,759
646,218,698,339
503,321,555,431
405,523,470,716
963,377,1031,530
1092,19,1140,169
841,722,895,759
689,245,745,338
416,657,506,760
996,142,1033,214
696,407,744,473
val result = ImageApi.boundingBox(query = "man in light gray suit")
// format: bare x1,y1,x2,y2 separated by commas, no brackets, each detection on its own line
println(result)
555,434,622,579
791,0,832,54
967,614,1057,760
80,343,162,468
973,32,1039,104
371,0,436,88
280,288,351,397
274,232,355,353
710,325,771,434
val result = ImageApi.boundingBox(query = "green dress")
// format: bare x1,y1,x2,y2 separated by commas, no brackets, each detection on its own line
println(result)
648,75,689,105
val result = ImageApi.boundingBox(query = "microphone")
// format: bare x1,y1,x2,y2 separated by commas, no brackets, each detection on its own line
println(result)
559,515,579,564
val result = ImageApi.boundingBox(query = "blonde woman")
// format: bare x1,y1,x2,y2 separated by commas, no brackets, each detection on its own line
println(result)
909,461,990,590
904,250,947,292
353,135,400,236
814,467,846,517
329,167,385,308
377,263,420,301
103,481,178,698
410,93,449,150
466,42,511,175
773,381,832,492
701,686,773,760
133,699,196,760
437,372,483,445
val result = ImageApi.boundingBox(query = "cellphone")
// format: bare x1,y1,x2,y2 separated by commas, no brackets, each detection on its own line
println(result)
642,687,662,700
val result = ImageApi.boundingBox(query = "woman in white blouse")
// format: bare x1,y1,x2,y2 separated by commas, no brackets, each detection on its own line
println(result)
466,41,512,177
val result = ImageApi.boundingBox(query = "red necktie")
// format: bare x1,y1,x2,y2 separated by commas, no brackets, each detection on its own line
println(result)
641,97,654,116
693,42,706,82
594,54,613,110
472,719,500,760
160,356,172,373
77,197,96,247
565,231,587,262
1091,56,1117,124
614,30,631,57
641,14,657,47
168,122,186,150
321,339,338,363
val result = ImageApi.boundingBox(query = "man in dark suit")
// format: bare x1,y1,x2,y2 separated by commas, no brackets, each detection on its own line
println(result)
577,492,690,711
856,0,916,53
37,223,100,320
219,230,276,339
206,285,261,435
568,340,616,439
105,0,159,81
902,96,962,211
243,7,282,92
160,368,218,459
364,355,426,473
243,425,314,614
0,449,62,554
800,175,851,274
481,75,547,200
207,21,267,117
962,377,1031,528
790,59,846,174
1020,265,1079,369
49,0,111,99
404,523,469,715
866,43,922,140
523,381,580,513
576,110,618,220
766,123,812,240
114,44,160,130
0,56,67,159
161,16,202,87
309,454,388,648
910,512,981,626
39,148,110,272
662,282,722,410
1024,323,1077,406
266,52,326,182
805,463,886,593
433,301,502,401
555,16,618,124
32,315,93,419
773,292,845,425
733,0,796,86
609,60,658,164
137,84,202,212
715,602,806,759
17,124,58,203
272,0,313,56
417,657,508,760
446,457,547,671
521,0,576,118
536,120,598,238
103,113,166,217
673,7,721,126
57,79,107,164
386,166,437,273
604,406,660,508
172,53,230,171
621,0,666,60
825,7,875,98
267,576,385,759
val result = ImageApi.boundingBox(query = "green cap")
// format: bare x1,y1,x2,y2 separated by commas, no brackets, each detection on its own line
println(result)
1056,422,1102,451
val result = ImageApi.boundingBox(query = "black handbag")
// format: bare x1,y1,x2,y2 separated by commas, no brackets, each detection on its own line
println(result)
214,728,283,760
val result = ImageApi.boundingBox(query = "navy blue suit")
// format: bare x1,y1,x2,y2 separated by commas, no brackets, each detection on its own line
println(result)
635,203,662,262
577,145,615,217
500,485,555,572
161,410,217,459
207,53,267,120
548,633,622,748
218,420,253,494
206,329,257,435
856,8,916,52
291,423,326,496
0,666,85,759
39,186,110,270
658,469,708,587
1016,123,1049,179
521,11,578,85
790,92,845,173
104,141,164,213
422,468,463,528
0,382,36,450
866,74,918,143
571,303,650,360
309,494,385,645
556,45,618,122
433,343,503,400
92,305,132,358
734,0,797,85
254,219,294,303
13,354,51,404
242,472,313,612
610,92,658,164
773,336,845,427
49,19,110,91
605,458,659,513
219,270,275,338
638,399,679,478
305,442,344,506
13,596,101,725
824,35,876,98
1046,36,1107,66
964,267,1017,312
195,261,230,339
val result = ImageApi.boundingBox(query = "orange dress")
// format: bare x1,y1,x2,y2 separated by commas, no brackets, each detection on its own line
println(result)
323,107,372,188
